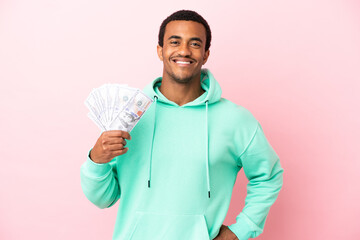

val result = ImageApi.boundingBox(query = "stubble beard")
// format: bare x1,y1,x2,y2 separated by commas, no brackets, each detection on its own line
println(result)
171,75,193,84
164,67,199,85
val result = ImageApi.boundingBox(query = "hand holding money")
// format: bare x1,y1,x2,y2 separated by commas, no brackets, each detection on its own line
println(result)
90,130,131,164
85,84,152,163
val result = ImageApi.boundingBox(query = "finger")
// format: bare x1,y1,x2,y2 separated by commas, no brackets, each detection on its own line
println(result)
119,131,131,140
106,130,131,140
103,130,124,137
108,143,125,151
112,147,128,156
107,138,127,146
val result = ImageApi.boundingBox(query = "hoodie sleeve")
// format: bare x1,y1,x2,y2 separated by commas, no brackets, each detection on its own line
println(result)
228,123,284,240
80,150,120,209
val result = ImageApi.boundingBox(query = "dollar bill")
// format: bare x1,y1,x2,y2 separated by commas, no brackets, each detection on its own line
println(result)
85,84,153,132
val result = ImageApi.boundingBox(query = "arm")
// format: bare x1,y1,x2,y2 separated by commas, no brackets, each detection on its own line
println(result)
228,123,284,240
80,153,120,208
80,130,130,209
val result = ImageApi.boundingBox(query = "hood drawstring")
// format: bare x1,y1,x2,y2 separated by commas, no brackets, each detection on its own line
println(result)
148,96,158,188
205,100,211,198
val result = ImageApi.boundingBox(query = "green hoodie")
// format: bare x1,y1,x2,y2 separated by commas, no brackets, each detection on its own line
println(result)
80,69,283,240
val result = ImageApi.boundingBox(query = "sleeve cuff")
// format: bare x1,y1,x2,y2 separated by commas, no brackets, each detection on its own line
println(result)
228,213,259,240
81,150,112,178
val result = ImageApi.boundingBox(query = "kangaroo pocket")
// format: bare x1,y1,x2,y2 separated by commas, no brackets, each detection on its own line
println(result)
128,211,210,240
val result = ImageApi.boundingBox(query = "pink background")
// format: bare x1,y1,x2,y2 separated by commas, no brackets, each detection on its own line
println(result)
1,0,359,239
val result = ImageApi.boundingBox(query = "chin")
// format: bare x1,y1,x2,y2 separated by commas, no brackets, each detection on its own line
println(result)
172,74,194,84
173,70,201,83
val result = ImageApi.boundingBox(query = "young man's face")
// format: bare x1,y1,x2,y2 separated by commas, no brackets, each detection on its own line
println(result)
157,20,209,84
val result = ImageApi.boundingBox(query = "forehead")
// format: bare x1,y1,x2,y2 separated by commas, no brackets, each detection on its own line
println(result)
164,20,206,40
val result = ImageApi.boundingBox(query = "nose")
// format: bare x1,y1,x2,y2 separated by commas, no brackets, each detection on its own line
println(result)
178,43,191,57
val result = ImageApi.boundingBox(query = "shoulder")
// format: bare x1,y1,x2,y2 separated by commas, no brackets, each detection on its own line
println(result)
209,98,260,151
211,98,258,127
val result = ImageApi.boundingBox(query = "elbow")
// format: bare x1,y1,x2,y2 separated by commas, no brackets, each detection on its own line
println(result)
271,162,284,194
84,190,120,209
80,178,120,209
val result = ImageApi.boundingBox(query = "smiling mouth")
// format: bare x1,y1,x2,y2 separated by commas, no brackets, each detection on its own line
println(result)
172,59,194,65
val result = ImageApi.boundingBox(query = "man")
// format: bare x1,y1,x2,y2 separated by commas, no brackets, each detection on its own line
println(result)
119,111,138,130
81,10,283,240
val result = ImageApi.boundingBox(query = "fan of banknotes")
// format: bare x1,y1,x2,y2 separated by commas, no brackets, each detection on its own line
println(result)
85,84,153,132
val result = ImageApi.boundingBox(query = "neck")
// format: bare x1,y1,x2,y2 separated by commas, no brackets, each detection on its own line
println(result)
159,73,204,106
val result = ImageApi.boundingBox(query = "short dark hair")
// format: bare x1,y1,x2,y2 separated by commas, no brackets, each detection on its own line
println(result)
158,10,212,51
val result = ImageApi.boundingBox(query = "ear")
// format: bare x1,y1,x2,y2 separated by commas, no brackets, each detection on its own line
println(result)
202,50,210,65
157,45,163,61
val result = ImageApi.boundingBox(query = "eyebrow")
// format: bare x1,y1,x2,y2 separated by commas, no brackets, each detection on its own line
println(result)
168,35,181,40
167,35,203,43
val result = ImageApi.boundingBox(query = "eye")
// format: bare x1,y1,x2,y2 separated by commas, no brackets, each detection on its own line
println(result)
191,42,201,48
170,40,179,45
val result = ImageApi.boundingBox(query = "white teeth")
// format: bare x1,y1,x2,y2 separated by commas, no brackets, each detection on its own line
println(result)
176,61,191,64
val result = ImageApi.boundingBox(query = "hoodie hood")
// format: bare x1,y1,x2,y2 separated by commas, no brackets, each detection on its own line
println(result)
143,68,222,106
